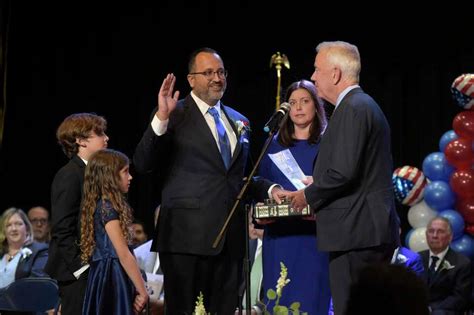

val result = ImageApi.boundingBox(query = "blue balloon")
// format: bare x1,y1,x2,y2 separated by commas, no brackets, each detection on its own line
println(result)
422,152,455,181
424,181,456,211
439,209,465,240
451,234,474,258
439,130,458,153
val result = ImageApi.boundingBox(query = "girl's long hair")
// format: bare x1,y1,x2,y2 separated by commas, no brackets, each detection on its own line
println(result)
80,149,132,263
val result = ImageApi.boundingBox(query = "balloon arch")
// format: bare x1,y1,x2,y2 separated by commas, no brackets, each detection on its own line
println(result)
394,73,474,258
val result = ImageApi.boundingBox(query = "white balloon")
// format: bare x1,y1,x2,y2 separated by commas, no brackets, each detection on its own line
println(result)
408,227,429,252
407,200,438,228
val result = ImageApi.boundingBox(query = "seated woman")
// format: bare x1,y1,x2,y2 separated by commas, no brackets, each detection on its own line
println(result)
0,207,49,290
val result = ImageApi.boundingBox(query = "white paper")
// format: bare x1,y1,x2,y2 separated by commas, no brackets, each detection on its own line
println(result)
145,272,164,301
268,149,307,190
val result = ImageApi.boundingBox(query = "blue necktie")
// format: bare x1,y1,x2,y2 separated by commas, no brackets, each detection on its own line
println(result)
208,107,232,169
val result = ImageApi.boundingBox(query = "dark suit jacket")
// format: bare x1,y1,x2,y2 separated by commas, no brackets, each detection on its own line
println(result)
14,242,49,280
45,155,86,281
305,88,399,251
134,95,269,258
420,248,471,314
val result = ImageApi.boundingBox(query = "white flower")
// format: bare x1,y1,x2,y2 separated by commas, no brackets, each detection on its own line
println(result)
440,259,455,271
276,262,290,297
235,120,250,136
20,247,32,259
194,291,207,315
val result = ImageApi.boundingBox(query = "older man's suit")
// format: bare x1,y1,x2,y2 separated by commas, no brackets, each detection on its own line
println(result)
134,95,271,314
420,248,471,315
304,88,400,315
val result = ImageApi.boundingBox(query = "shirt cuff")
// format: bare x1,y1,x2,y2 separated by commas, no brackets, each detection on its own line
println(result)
73,264,90,279
151,115,169,136
267,184,282,199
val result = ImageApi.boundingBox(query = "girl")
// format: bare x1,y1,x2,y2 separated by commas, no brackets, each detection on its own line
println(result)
80,149,148,314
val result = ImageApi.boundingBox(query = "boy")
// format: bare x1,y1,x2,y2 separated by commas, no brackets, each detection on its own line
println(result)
45,113,108,315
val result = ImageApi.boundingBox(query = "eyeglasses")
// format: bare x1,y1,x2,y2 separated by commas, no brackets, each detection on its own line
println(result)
30,218,48,225
189,69,228,80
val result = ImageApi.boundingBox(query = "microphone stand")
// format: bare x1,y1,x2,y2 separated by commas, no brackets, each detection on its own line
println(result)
212,114,289,315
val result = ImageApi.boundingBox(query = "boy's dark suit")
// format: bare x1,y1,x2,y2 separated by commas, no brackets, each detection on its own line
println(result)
134,95,271,314
45,155,88,315
420,248,471,315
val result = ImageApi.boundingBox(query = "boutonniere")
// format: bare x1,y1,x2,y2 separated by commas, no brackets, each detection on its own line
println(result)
20,247,33,260
440,259,455,272
235,120,250,136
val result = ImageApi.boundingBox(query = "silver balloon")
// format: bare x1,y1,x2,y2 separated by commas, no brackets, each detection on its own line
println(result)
408,227,429,252
407,200,438,228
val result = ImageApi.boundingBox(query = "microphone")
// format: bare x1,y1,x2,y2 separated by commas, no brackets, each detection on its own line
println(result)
263,102,291,133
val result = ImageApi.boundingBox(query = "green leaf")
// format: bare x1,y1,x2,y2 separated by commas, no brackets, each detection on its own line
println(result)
289,302,300,310
273,305,289,315
266,288,277,300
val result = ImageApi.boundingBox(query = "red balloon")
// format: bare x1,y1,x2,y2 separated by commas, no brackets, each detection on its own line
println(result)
457,197,474,224
444,138,474,169
465,224,474,236
450,169,474,198
453,111,474,140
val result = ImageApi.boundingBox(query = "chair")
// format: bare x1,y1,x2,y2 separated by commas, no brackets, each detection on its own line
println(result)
0,277,59,312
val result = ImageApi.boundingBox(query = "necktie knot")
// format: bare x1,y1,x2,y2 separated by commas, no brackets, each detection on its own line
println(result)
208,107,231,169
208,106,219,119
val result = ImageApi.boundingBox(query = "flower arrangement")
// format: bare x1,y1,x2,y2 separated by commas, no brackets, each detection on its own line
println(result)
193,262,307,315
20,247,32,260
262,262,307,315
439,259,455,272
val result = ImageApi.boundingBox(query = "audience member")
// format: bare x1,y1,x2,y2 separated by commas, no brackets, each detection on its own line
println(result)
131,219,148,247
345,263,429,315
420,217,471,315
0,207,49,289
238,211,264,314
134,205,164,315
45,113,108,315
257,79,331,314
27,206,51,243
80,149,148,314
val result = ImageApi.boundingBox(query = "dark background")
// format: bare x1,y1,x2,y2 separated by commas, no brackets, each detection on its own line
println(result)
1,2,473,238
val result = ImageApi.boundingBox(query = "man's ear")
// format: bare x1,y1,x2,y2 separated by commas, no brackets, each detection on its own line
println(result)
332,67,342,85
187,74,195,88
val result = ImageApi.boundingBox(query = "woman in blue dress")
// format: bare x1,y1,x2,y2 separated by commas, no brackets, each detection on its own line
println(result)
80,149,148,314
258,80,331,314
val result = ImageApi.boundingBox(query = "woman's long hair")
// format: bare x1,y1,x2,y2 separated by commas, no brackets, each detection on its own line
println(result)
80,149,132,263
278,80,327,147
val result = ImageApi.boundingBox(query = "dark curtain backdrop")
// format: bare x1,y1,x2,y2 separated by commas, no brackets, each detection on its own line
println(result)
1,2,473,239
